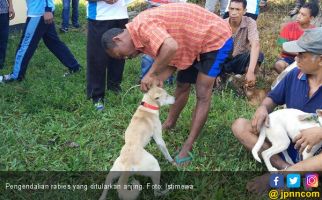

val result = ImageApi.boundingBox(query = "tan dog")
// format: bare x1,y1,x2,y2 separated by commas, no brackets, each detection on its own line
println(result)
228,74,269,106
99,86,175,200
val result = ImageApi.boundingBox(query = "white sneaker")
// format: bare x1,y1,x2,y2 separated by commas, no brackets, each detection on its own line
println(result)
0,74,15,83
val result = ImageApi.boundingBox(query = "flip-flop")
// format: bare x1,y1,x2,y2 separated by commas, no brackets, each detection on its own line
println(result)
174,151,193,166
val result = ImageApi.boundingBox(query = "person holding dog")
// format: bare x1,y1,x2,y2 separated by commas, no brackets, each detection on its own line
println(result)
231,27,322,194
101,3,233,165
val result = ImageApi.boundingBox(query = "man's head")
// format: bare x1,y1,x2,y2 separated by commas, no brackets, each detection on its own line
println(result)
101,28,140,59
296,2,320,25
228,0,247,23
283,28,322,74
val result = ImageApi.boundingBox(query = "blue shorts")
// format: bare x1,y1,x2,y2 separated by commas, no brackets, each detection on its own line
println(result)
280,143,322,163
177,37,233,84
278,57,295,65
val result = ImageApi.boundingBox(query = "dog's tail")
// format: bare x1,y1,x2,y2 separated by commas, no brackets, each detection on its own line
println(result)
252,127,266,163
117,171,140,200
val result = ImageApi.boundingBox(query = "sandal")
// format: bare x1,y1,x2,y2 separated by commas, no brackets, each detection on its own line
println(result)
259,0,267,7
174,151,194,166
288,7,300,17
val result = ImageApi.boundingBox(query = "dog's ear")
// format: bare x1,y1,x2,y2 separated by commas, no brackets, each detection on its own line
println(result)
298,114,314,121
316,109,322,117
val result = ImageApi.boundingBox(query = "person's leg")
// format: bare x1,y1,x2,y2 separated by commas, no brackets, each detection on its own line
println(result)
219,0,229,17
86,20,108,103
231,118,290,169
0,13,9,69
205,0,218,13
176,72,215,159
42,21,80,71
162,66,198,130
141,54,154,80
10,17,45,80
106,19,128,93
274,60,289,74
72,0,80,27
162,82,191,130
61,0,71,30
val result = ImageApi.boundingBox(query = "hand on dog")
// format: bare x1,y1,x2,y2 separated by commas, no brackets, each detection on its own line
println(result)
251,105,270,134
245,72,256,88
294,127,322,153
141,74,163,92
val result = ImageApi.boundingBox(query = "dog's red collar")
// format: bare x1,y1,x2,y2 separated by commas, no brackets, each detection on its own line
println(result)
140,102,159,110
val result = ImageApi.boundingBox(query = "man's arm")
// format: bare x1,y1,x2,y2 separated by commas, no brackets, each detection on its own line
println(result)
246,40,260,86
251,97,277,134
7,0,15,20
140,37,178,91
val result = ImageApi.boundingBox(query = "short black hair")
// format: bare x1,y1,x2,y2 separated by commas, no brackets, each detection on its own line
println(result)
101,28,124,50
230,0,247,9
302,2,320,17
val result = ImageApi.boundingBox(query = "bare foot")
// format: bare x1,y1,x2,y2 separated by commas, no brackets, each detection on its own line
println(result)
246,173,270,195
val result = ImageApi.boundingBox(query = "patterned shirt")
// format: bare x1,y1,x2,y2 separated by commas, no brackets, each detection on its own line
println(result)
277,22,315,58
0,0,8,14
225,16,259,57
126,3,232,70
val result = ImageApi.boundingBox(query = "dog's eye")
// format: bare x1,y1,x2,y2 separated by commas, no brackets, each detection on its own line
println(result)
155,97,160,100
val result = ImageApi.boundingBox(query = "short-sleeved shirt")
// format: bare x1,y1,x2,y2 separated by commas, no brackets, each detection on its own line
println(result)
268,67,322,163
268,68,322,113
126,3,232,70
224,16,259,57
277,22,315,58
0,0,8,14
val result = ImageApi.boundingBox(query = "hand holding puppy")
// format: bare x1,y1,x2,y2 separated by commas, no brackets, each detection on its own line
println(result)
251,105,270,134
294,127,322,153
140,73,163,92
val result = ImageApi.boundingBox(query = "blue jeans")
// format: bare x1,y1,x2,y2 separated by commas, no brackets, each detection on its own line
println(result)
141,54,174,84
0,13,9,69
61,0,79,28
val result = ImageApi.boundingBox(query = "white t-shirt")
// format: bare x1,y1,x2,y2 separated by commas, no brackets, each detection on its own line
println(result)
225,0,260,15
87,0,129,20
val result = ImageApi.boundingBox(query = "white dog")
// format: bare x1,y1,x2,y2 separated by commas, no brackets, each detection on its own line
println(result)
99,85,175,200
252,108,322,171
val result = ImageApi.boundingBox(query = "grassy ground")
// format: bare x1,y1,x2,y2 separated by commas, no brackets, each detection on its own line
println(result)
0,0,320,199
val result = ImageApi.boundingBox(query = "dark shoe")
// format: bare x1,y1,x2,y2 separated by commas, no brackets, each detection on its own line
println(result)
72,24,80,29
0,74,15,83
289,7,300,17
63,67,81,77
60,27,68,33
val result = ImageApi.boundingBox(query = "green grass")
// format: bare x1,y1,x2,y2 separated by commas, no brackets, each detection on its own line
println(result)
1,1,320,199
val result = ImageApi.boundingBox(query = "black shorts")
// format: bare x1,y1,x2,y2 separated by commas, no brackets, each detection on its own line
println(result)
177,38,233,84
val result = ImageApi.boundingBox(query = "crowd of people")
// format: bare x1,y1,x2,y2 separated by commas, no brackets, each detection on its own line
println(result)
0,0,322,194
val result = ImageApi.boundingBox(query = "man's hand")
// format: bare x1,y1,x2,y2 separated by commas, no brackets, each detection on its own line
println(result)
9,5,15,20
294,127,322,154
251,105,269,134
103,0,118,4
44,12,53,24
245,71,256,87
140,73,163,92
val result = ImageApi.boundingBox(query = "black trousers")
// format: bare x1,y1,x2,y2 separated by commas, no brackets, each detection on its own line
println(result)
86,18,128,101
0,13,9,69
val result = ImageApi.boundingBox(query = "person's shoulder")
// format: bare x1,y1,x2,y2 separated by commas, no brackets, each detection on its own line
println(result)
243,16,257,27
